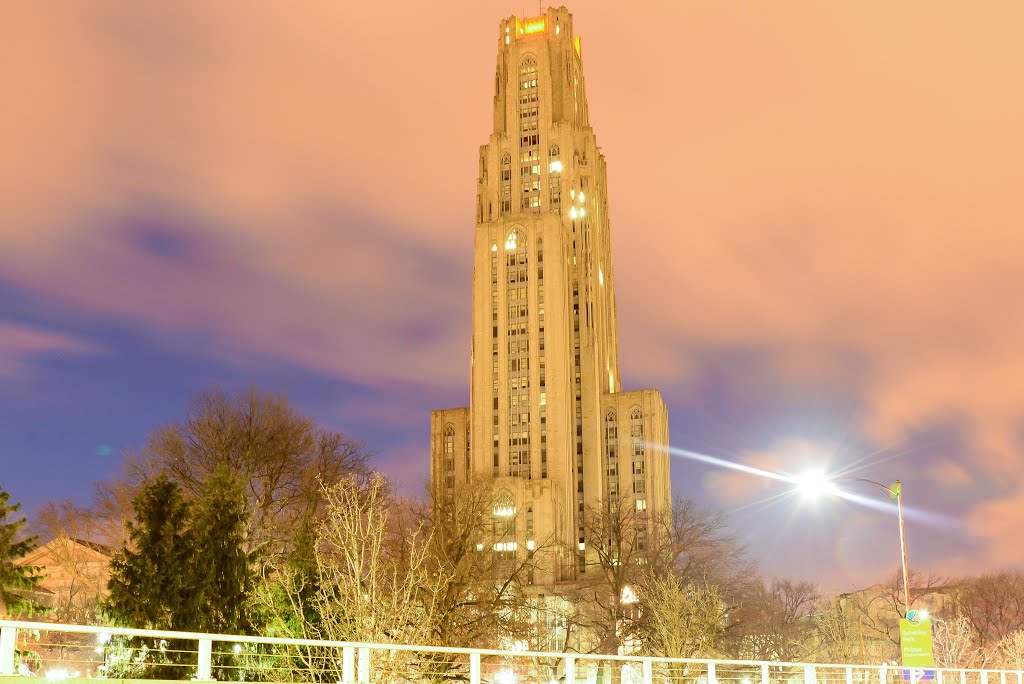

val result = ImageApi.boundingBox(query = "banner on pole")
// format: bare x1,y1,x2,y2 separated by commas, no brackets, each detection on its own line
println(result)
901,613,935,681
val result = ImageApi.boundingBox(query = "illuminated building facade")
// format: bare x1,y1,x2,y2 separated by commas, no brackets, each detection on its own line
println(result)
430,7,671,586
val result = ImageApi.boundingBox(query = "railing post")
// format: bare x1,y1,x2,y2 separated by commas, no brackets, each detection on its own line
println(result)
880,663,887,684
937,670,944,684
1001,673,1007,684
566,656,576,684
343,646,355,684
708,661,717,684
846,666,854,684
805,666,816,684
0,627,17,677
961,671,967,684
197,639,213,681
644,659,653,684
471,653,481,684
762,663,770,684
358,647,370,683
983,672,989,684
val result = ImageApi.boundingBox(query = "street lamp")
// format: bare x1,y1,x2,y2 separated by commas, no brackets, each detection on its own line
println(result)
796,475,912,615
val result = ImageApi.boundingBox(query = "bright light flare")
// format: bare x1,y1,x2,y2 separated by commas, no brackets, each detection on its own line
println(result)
660,443,965,530
495,668,517,684
795,471,839,500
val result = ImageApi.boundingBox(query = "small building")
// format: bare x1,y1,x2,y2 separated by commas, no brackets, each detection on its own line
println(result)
15,535,112,621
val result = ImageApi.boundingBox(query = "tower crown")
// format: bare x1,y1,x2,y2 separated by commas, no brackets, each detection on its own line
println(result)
498,7,580,58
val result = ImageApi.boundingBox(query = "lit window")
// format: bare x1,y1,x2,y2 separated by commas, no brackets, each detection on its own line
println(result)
636,499,647,511
549,160,563,173
494,504,517,517
505,228,523,250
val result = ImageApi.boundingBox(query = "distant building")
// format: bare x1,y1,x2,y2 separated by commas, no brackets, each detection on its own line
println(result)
429,7,671,587
839,581,960,640
15,535,111,621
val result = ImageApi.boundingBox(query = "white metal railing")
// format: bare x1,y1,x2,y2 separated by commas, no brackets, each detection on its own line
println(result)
1,620,1022,684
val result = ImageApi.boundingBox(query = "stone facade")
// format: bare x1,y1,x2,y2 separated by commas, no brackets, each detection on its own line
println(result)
430,7,671,587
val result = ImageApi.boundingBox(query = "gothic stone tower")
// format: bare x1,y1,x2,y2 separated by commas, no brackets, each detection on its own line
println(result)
430,7,670,586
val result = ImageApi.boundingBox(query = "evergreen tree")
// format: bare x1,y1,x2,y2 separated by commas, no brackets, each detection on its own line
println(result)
104,476,198,679
192,465,255,635
0,485,44,617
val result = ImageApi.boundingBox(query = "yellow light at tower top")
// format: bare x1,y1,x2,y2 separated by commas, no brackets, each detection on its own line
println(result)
524,18,546,34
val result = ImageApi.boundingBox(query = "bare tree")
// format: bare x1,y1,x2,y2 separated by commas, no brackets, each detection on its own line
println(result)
638,574,727,659
846,569,947,647
958,571,1024,647
815,595,897,665
89,477,136,550
258,474,434,682
420,482,541,650
258,477,547,683
932,616,984,669
574,495,649,654
572,495,748,656
739,578,821,662
989,631,1024,671
130,385,371,553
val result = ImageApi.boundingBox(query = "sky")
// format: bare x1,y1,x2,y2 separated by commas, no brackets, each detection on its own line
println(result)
2,1,1023,591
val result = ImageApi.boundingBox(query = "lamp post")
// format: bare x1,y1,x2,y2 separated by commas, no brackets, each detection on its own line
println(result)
848,478,911,615
798,474,912,615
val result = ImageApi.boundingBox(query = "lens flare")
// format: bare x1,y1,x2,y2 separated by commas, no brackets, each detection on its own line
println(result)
658,443,964,530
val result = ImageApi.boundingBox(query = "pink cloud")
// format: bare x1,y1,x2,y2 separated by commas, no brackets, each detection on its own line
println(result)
0,323,100,377
928,460,973,490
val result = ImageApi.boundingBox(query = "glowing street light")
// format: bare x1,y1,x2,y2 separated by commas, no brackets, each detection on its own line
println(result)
794,471,839,500
796,474,912,614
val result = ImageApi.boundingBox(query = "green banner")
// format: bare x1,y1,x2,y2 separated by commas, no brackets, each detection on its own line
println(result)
900,616,935,667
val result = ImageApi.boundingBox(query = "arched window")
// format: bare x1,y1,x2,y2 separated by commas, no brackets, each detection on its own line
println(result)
549,144,562,212
493,491,517,517
506,227,530,478
505,227,525,251
538,237,547,479
493,491,518,553
500,153,512,215
519,57,540,212
443,425,455,491
605,411,619,500
630,409,646,502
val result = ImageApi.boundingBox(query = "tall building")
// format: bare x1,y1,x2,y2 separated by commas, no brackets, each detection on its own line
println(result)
430,6,670,586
